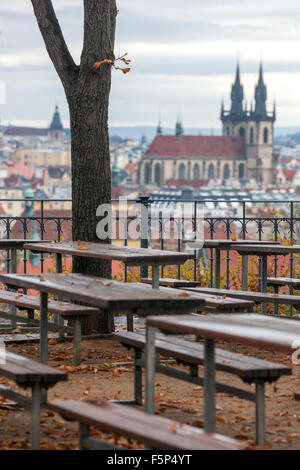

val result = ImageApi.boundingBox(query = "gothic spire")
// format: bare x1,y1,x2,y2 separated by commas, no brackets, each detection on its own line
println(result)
175,117,184,138
230,62,244,116
220,99,224,119
254,62,267,117
156,118,162,135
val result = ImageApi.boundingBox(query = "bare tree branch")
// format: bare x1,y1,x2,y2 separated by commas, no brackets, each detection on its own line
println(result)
80,0,117,73
31,0,78,89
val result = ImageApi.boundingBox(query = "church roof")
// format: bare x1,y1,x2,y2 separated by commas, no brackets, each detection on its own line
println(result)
145,135,246,159
50,105,63,131
4,127,48,137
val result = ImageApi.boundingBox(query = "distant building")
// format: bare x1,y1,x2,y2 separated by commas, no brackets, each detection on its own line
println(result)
138,62,277,188
221,62,276,186
49,105,64,144
3,105,65,145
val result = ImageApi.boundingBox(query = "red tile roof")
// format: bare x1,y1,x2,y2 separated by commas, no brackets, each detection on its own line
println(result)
145,135,246,159
4,127,48,137
124,163,137,177
7,163,35,180
283,169,297,182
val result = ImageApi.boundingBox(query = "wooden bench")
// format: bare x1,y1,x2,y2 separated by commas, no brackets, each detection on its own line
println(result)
47,399,245,450
266,278,300,314
141,277,203,288
182,286,300,310
138,281,254,312
113,331,291,445
0,290,100,365
0,350,67,449
267,277,300,289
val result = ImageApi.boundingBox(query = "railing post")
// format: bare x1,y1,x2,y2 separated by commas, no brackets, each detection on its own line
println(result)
290,202,294,316
138,196,150,279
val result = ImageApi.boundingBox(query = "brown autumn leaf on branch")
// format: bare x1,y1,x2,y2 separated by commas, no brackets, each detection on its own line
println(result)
93,53,131,74
114,66,131,74
120,58,131,65
93,59,114,69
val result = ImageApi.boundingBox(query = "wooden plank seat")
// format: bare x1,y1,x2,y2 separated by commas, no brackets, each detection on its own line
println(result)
182,286,300,310
266,278,300,315
0,290,100,365
47,399,245,450
267,277,300,289
141,277,203,288
0,350,67,449
137,281,254,312
113,331,291,445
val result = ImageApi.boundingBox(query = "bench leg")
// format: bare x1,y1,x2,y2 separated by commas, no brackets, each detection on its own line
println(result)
255,381,265,447
74,317,82,366
204,338,216,433
241,255,248,291
31,383,42,450
273,286,279,315
152,264,159,289
134,348,143,405
260,255,268,315
40,292,48,365
79,423,90,450
127,314,134,332
145,326,157,414
28,309,34,321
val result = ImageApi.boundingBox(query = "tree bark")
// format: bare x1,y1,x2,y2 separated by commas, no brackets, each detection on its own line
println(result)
31,0,117,333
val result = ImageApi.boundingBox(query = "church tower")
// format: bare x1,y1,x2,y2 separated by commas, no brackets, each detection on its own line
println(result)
49,105,63,144
221,62,276,186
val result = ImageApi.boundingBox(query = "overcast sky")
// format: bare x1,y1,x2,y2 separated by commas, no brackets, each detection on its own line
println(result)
1,0,300,130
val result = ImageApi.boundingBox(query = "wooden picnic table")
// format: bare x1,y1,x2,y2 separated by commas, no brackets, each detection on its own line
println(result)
25,241,194,332
132,282,254,312
0,272,205,365
236,244,300,314
145,312,300,446
0,239,50,329
25,241,193,290
0,239,50,273
185,239,279,289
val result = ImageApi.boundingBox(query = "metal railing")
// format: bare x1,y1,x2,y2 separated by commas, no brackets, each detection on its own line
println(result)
0,196,299,289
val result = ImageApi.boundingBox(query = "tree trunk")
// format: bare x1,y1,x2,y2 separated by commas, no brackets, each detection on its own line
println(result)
67,79,113,334
31,0,118,334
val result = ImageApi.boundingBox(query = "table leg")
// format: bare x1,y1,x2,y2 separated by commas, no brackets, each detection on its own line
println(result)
273,286,279,315
126,314,134,332
152,264,159,289
134,348,143,405
145,325,157,414
55,253,65,338
31,382,42,450
204,338,216,433
56,253,62,274
241,255,248,291
214,248,220,289
40,292,48,364
255,381,265,447
260,255,268,315
10,249,17,329
73,317,82,366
